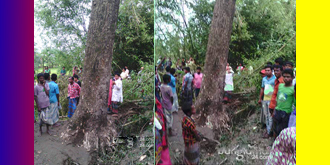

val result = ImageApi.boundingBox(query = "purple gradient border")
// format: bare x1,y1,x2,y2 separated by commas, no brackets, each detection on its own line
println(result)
0,0,34,164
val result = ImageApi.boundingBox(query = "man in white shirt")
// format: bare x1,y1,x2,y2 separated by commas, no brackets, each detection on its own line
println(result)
120,68,128,80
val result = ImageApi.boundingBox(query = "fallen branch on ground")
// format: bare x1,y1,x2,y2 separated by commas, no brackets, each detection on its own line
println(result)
122,118,142,127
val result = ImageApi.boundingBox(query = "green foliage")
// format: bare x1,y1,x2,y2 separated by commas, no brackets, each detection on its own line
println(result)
156,0,295,94
113,0,154,72
122,61,154,101
156,0,296,69
57,75,70,117
35,0,89,69
35,0,153,73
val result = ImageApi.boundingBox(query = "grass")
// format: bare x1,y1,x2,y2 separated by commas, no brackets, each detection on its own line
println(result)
35,67,73,76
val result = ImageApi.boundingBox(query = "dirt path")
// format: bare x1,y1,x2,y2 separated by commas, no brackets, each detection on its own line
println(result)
168,111,184,164
168,110,215,165
204,111,274,165
167,106,274,165
34,101,153,165
34,120,91,165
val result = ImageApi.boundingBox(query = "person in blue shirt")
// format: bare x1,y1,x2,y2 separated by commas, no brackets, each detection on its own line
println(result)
165,66,178,112
258,65,276,138
48,74,60,126
169,68,178,112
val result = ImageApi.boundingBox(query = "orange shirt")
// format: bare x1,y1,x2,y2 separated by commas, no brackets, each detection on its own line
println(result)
269,76,284,109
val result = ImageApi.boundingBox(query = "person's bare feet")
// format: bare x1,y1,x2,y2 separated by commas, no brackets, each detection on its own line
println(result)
53,123,61,127
262,132,270,139
47,130,52,136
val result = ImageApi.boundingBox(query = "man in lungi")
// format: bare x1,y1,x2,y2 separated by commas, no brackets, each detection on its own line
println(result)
48,74,60,127
34,73,52,137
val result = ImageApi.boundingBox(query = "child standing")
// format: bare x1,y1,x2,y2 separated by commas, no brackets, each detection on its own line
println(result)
273,69,295,137
160,74,175,136
182,102,202,165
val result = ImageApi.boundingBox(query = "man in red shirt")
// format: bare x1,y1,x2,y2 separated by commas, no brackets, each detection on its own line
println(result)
67,77,81,118
269,65,284,138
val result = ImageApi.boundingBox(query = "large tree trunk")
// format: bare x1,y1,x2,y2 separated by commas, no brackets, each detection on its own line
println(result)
62,0,121,154
195,0,236,134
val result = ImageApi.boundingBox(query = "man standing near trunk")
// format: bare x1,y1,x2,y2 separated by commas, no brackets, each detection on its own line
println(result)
73,75,82,106
67,77,81,118
193,67,203,98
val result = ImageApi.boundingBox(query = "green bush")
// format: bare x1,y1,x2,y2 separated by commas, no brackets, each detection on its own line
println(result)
122,61,154,101
57,75,70,117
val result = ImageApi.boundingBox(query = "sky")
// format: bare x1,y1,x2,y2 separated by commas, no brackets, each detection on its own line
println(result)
155,0,194,40
34,0,44,52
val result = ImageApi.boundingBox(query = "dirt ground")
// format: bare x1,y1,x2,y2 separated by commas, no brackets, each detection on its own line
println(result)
168,105,274,165
34,120,91,165
34,101,153,165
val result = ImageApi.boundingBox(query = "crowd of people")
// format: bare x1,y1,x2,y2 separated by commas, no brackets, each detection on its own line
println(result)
34,68,83,136
155,58,205,164
34,64,147,134
259,58,296,164
155,57,296,164
157,57,197,73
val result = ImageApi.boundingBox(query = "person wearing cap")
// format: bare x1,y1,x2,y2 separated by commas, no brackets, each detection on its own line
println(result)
260,69,266,77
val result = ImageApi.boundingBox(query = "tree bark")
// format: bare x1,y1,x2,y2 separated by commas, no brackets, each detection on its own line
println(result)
195,0,236,134
62,0,121,153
